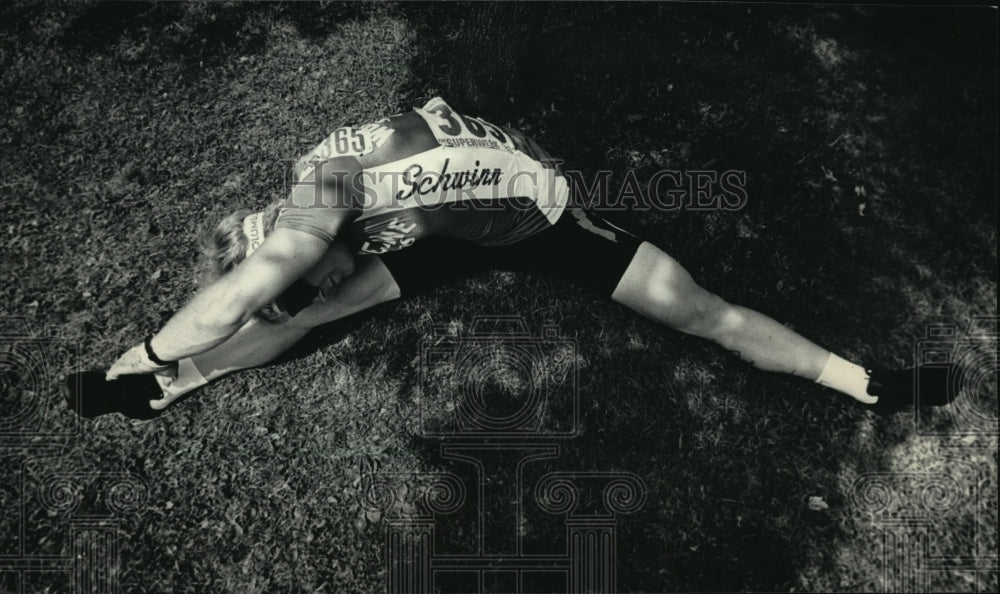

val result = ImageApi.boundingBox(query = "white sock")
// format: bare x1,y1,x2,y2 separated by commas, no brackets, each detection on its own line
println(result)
816,353,876,404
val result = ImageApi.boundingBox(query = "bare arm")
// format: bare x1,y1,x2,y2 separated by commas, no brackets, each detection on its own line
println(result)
148,227,329,360
107,156,361,379
105,227,331,379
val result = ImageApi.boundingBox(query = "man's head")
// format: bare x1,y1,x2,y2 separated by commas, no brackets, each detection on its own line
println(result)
197,202,283,288
197,202,356,323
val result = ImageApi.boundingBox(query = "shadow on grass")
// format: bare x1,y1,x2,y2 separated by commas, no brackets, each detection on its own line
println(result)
135,3,992,590
298,3,992,591
150,4,993,591
5,1,987,590
252,272,908,591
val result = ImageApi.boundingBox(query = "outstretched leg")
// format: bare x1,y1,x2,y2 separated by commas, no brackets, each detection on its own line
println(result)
611,242,875,403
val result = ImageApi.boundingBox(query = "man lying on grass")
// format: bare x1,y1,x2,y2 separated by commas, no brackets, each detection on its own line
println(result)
66,97,961,419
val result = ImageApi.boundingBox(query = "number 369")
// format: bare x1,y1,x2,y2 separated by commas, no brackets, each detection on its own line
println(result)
427,104,507,143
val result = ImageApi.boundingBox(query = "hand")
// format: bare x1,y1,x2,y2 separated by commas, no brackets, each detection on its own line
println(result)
106,343,178,383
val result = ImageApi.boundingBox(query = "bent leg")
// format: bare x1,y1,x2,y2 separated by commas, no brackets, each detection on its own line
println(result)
151,256,401,409
611,242,831,380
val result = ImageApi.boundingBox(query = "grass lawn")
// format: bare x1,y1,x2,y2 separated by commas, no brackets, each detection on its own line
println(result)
1,2,996,592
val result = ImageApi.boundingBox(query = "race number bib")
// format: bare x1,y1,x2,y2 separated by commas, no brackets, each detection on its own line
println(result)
417,97,518,153
295,122,395,180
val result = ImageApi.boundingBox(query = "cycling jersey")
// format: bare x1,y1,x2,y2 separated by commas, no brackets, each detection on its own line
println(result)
268,98,645,315
275,97,570,254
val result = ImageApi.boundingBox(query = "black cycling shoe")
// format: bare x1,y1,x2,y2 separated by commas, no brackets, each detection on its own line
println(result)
64,371,165,420
864,365,962,416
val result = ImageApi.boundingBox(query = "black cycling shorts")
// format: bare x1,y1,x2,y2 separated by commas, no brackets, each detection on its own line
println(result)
376,208,644,298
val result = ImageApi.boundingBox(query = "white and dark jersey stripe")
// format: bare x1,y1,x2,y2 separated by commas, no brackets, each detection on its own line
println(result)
275,97,569,254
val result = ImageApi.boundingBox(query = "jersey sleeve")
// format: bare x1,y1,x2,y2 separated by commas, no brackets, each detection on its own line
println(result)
274,155,364,244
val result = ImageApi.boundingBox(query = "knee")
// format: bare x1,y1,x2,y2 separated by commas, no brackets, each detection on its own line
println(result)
705,301,746,341
676,292,742,340
615,243,741,338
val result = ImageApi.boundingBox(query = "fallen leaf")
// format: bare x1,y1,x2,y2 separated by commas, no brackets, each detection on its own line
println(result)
808,496,829,511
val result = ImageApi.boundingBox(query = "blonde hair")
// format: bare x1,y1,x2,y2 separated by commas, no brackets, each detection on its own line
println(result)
195,201,285,322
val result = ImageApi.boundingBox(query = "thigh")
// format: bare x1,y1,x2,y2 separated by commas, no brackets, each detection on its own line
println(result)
297,237,495,325
340,209,644,302
490,208,644,297
376,237,493,297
